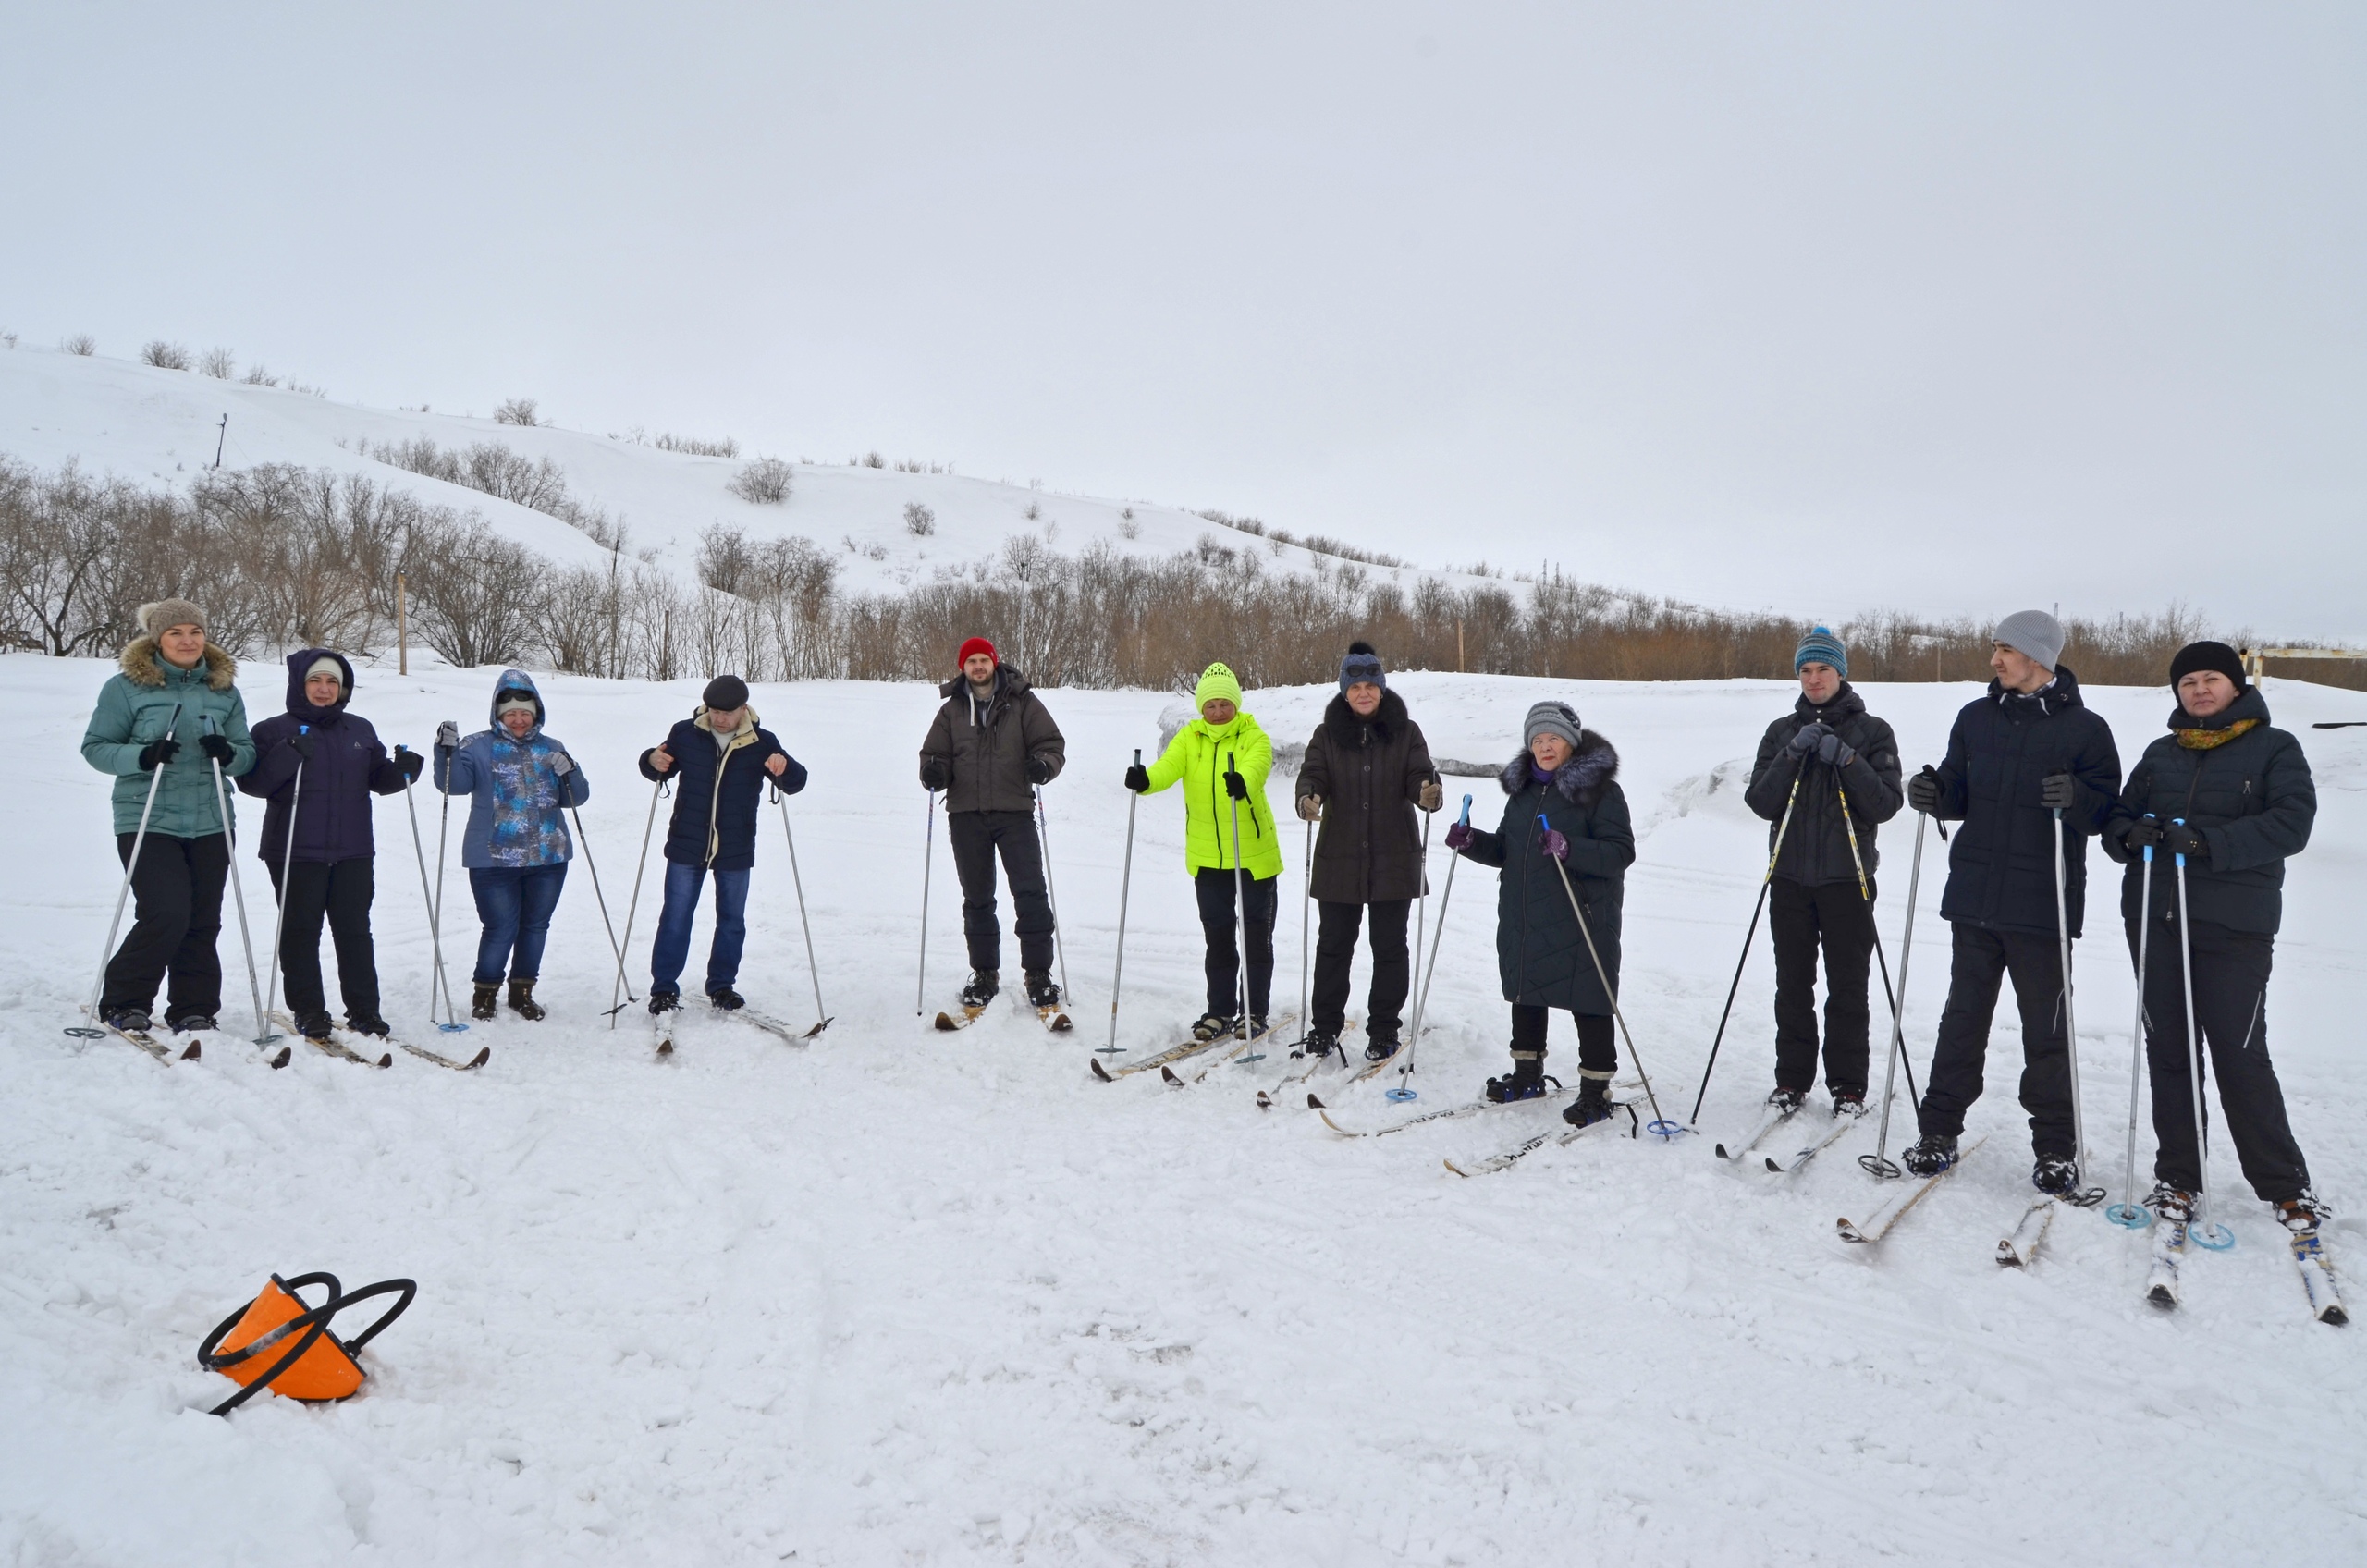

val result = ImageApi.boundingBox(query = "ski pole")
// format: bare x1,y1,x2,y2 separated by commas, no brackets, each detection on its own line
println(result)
915,788,938,1015
2052,802,2101,1204
264,730,308,1022
1393,792,1434,1100
1297,813,1318,1060
2107,828,2157,1228
1835,775,1919,1111
199,715,277,1047
1687,758,1805,1125
2173,822,2235,1250
431,721,458,1023
399,766,465,1035
610,775,666,1027
1860,808,1930,1181
1400,793,1472,1099
1539,812,1679,1137
774,787,831,1036
564,772,633,1006
1227,751,1262,1062
1106,751,1140,1056
71,701,186,1036
1034,786,1071,1005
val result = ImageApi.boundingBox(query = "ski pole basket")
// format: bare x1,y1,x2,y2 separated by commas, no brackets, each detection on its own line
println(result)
196,1271,415,1415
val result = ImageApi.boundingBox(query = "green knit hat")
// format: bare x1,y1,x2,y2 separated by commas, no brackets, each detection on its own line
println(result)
1194,662,1244,710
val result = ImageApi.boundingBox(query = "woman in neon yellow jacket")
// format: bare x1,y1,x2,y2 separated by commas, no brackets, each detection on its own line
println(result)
1124,662,1284,1041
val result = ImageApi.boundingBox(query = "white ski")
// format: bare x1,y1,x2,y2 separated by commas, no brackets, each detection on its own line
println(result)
1092,1026,1238,1081
2286,1224,2348,1325
1037,1006,1074,1034
652,1004,677,1059
269,1011,390,1069
1837,1134,1987,1244
1164,1013,1299,1085
729,1008,822,1045
935,1005,987,1032
1717,1101,1798,1162
1443,1099,1638,1177
1765,1109,1865,1175
2146,1216,2189,1308
78,1008,198,1063
1996,1197,2056,1268
1319,1087,1573,1139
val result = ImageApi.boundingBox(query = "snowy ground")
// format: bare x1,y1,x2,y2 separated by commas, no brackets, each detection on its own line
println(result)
3,655,2363,1565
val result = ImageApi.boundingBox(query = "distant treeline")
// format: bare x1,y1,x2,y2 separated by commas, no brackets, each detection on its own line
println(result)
4,454,2355,692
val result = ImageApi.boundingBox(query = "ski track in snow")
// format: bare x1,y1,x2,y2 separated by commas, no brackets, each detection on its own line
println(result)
2,658,2363,1565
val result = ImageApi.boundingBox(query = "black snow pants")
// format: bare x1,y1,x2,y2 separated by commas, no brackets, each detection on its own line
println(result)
102,830,230,1023
2128,914,2311,1203
949,808,1055,975
1769,875,1877,1097
267,857,381,1024
1312,898,1411,1042
1510,1005,1617,1079
1195,866,1277,1021
1918,923,2076,1158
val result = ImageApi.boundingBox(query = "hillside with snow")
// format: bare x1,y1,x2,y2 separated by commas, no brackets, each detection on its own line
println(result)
1,653,2362,1564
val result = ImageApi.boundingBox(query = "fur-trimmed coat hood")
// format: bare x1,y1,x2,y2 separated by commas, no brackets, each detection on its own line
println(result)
1499,729,1620,811
1456,727,1634,1014
83,636,255,838
120,635,239,692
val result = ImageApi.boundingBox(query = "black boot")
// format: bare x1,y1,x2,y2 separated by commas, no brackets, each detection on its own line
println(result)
648,988,681,1016
1485,1051,1548,1104
1024,971,1061,1009
294,1011,335,1043
507,978,546,1021
962,970,1000,1009
708,986,745,1011
1902,1133,1960,1177
1298,1029,1341,1062
1563,1077,1613,1127
2031,1155,2083,1196
472,982,499,1022
1364,1032,1401,1064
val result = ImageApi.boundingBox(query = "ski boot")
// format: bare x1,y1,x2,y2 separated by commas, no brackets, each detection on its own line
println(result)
1901,1133,1959,1177
347,1014,392,1039
507,979,546,1021
103,1006,153,1035
1831,1089,1867,1117
294,1011,336,1044
1246,1014,1272,1039
2142,1182,2196,1223
1484,1051,1548,1104
1364,1033,1400,1064
2275,1191,2333,1233
962,970,1000,1010
1298,1028,1342,1062
1563,1076,1614,1127
2031,1155,2084,1198
1024,971,1061,1009
472,982,500,1021
1190,1011,1238,1043
1768,1086,1808,1114
166,1012,216,1035
648,988,681,1016
708,986,746,1011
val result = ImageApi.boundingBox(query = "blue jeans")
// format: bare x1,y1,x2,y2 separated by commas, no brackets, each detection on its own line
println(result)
469,864,569,984
650,860,750,996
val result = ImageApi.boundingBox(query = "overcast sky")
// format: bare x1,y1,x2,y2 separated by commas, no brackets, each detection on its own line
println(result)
4,4,2361,636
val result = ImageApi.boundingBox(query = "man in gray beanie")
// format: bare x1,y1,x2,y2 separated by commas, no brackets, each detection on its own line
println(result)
1899,609,2120,1196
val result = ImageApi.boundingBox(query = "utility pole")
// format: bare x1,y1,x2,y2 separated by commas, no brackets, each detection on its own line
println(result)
213,414,227,469
397,575,409,675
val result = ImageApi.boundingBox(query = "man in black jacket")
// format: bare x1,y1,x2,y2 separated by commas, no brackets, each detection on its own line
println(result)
638,676,805,1012
1904,610,2121,1194
2102,641,2324,1232
1742,627,1903,1113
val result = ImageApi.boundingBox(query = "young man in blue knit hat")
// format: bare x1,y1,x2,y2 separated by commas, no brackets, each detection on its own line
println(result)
1742,627,1903,1116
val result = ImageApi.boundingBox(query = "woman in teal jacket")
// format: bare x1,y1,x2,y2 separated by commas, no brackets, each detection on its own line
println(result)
1123,662,1284,1041
79,598,256,1035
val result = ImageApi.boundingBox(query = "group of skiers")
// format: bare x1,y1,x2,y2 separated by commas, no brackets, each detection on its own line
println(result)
80,600,2326,1242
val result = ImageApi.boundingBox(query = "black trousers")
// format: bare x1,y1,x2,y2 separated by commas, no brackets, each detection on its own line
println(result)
2128,915,2311,1203
1919,923,2075,1158
948,809,1055,974
1769,876,1876,1096
1312,898,1411,1040
267,858,380,1023
1510,1005,1616,1077
102,831,230,1022
1195,867,1278,1020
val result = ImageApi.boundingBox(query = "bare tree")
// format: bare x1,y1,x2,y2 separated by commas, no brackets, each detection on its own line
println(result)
140,341,191,370
198,347,237,379
492,398,542,426
728,458,793,505
61,335,96,356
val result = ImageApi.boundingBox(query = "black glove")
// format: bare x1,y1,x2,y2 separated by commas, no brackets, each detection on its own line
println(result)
920,756,951,791
1906,766,1941,814
1783,721,1830,759
2162,821,2211,863
136,737,180,770
287,730,316,762
393,745,425,783
1123,763,1150,792
1815,731,1858,769
2039,773,2079,811
198,733,235,766
2119,816,2164,852
1223,766,1248,801
1025,753,1054,786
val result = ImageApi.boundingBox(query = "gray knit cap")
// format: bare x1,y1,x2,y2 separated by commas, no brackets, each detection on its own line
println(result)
1524,700,1582,751
138,598,206,639
1993,609,2065,672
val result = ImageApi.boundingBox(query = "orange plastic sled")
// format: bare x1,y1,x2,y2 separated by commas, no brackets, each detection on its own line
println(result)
197,1271,415,1415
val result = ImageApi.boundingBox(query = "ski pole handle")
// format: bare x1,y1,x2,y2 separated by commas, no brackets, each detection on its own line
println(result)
1457,794,1472,826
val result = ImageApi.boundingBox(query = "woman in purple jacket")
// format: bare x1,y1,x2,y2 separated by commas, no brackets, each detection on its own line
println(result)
238,650,423,1042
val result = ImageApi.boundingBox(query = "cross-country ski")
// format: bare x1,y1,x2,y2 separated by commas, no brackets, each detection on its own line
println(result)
1996,1197,2057,1268
1838,1135,1987,1244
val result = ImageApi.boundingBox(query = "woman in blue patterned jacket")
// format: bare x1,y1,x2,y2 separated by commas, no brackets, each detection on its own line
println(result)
436,668,589,1021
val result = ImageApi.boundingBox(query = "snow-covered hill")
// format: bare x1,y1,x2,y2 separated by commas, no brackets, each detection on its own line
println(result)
2,656,2361,1563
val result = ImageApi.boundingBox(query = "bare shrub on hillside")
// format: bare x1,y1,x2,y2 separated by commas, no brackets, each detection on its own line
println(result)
729,458,793,505
656,433,740,458
240,364,280,386
141,341,191,370
904,501,935,537
365,436,625,549
199,347,236,379
62,335,96,356
492,398,542,426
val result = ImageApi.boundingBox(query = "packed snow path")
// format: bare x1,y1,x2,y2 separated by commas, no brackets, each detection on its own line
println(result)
3,659,2362,1564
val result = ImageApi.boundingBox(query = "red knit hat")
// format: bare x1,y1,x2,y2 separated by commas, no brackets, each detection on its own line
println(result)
957,636,999,670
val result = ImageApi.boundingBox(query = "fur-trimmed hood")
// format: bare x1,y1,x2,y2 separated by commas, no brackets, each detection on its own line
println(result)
1501,729,1620,808
1321,686,1409,745
120,635,238,692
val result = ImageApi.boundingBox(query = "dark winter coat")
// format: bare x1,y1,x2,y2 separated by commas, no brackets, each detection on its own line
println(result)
1454,732,1634,1014
239,649,409,865
1744,683,1904,888
2102,686,2313,936
1927,665,2122,938
1299,689,1438,904
918,665,1066,815
81,635,256,838
638,706,805,871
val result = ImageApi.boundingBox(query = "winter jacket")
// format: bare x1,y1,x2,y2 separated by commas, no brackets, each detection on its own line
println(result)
1141,708,1284,879
239,649,410,865
437,668,590,870
639,705,804,871
81,636,257,838
917,666,1065,815
1453,733,1635,1014
1298,689,1437,903
1744,683,1904,888
1927,665,2121,938
2102,686,2312,936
